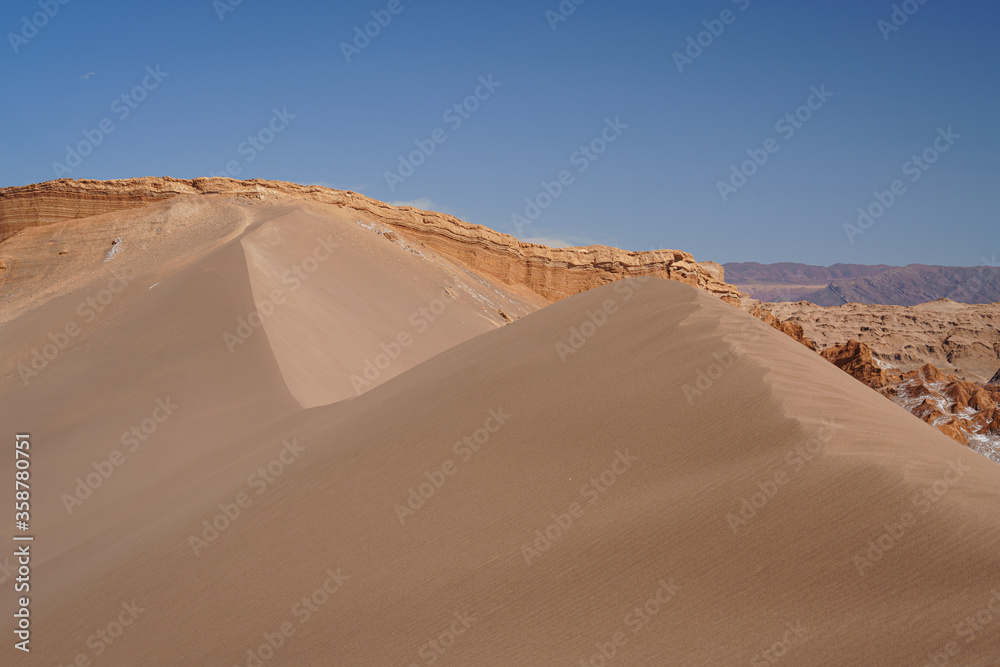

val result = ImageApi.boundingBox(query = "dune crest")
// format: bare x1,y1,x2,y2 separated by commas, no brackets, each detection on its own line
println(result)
3,277,998,664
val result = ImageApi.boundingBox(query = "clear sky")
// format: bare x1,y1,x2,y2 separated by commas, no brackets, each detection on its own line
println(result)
1,0,997,266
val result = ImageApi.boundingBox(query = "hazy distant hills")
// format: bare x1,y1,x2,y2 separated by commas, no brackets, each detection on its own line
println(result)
725,262,1000,305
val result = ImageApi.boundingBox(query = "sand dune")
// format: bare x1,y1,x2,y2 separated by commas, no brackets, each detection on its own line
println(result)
2,225,999,664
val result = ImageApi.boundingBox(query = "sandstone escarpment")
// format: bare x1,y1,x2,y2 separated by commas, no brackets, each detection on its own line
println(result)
0,178,750,306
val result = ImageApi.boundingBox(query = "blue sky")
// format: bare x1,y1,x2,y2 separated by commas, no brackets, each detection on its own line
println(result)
1,0,997,266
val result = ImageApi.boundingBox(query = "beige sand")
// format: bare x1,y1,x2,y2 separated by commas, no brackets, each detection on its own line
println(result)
0,204,998,665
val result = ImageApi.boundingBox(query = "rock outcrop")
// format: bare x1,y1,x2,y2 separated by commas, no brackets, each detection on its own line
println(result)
749,304,817,350
883,364,1000,456
0,178,750,306
808,339,998,456
820,340,897,390
768,298,1000,384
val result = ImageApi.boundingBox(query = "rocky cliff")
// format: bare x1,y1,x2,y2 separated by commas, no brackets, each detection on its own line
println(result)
0,177,750,306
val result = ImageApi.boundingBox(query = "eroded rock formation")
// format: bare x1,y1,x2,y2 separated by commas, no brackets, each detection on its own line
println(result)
820,340,898,390
816,339,999,457
0,178,750,306
768,298,1000,384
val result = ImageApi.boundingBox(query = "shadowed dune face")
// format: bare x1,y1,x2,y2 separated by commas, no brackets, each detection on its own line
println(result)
238,205,542,407
0,197,542,625
2,271,998,664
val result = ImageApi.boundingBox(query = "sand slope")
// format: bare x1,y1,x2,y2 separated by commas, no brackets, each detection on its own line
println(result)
4,273,998,665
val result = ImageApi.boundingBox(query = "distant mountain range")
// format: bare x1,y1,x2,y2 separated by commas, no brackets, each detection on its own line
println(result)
724,262,1000,306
